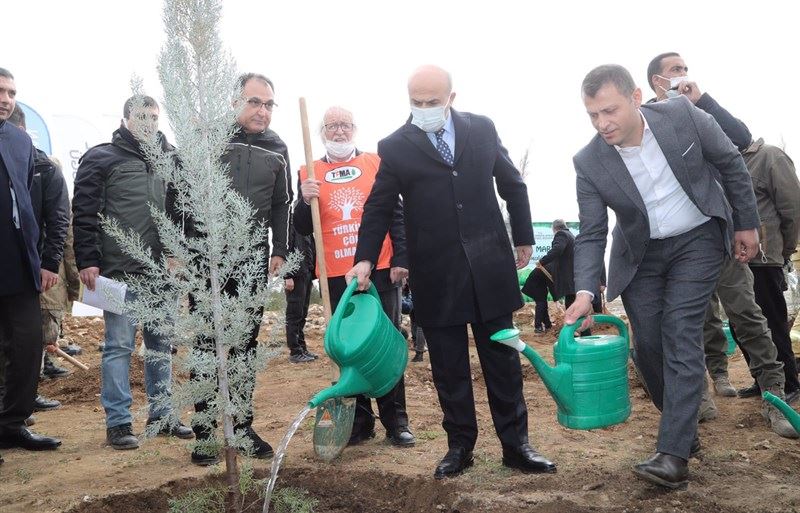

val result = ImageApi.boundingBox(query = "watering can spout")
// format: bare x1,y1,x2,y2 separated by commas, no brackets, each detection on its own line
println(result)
308,368,370,409
763,391,800,433
491,328,573,412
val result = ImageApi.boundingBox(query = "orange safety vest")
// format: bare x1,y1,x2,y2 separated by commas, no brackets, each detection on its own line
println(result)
299,152,393,278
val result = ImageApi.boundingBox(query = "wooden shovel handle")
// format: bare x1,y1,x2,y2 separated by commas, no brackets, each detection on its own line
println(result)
299,97,332,323
54,347,89,371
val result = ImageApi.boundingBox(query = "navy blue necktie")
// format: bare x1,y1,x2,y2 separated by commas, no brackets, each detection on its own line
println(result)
434,128,454,166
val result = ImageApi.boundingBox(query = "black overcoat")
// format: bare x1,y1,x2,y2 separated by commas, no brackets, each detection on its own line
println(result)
354,110,534,327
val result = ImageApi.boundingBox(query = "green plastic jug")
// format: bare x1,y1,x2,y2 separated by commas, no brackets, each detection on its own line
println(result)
491,314,631,430
308,280,408,408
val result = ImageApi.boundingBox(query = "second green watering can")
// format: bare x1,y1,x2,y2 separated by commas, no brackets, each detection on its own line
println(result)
308,280,408,408
491,314,631,430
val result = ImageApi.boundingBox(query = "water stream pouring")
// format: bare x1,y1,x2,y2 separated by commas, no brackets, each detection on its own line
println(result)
491,314,631,430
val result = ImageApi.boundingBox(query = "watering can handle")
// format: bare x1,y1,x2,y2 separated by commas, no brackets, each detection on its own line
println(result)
330,279,381,333
560,314,629,346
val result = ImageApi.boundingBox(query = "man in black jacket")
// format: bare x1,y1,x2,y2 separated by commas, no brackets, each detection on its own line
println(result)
184,73,293,466
73,95,192,451
0,67,61,462
347,65,554,478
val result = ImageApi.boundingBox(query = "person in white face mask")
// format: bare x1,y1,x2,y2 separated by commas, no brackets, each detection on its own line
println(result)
645,52,751,150
644,53,797,438
293,106,415,448
345,65,553,479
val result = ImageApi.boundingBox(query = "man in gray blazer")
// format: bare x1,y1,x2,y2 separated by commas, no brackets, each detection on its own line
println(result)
565,64,760,489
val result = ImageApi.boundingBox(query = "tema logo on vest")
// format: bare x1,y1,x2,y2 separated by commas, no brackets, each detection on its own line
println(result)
325,166,362,184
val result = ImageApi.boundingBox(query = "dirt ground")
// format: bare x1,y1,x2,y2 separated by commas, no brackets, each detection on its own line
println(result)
1,303,799,512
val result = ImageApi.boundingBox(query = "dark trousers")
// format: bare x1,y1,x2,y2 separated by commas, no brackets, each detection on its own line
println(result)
190,280,263,439
745,266,800,393
622,220,724,459
285,272,313,356
526,269,553,329
331,284,409,435
0,291,42,432
424,312,528,451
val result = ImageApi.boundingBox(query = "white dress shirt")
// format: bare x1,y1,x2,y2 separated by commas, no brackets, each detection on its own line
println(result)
615,112,709,239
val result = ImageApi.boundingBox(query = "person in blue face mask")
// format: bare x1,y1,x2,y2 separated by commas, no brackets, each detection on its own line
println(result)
346,65,556,480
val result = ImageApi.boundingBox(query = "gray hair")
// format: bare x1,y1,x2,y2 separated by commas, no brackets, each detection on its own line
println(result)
582,64,636,98
237,73,274,94
552,219,568,231
0,67,13,80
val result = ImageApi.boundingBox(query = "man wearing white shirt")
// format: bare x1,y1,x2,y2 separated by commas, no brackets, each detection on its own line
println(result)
566,64,760,489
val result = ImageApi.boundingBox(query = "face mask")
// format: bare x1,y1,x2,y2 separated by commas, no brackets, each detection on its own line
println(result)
657,75,690,98
325,139,355,160
410,102,449,133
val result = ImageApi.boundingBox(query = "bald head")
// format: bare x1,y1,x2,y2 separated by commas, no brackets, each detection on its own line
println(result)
408,65,455,110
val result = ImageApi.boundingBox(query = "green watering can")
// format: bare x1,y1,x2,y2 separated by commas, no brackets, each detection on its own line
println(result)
491,314,631,430
308,279,408,409
763,392,800,433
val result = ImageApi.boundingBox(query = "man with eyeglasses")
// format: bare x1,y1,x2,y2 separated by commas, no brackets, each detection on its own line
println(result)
294,106,415,448
180,72,293,466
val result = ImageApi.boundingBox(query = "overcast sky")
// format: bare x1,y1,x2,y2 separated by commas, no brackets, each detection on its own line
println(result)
5,0,799,222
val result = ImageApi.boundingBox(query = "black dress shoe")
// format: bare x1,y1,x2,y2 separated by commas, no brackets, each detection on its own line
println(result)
737,382,761,398
0,427,61,451
411,351,424,362
633,452,688,489
386,427,416,447
502,443,557,474
434,447,474,479
33,395,61,412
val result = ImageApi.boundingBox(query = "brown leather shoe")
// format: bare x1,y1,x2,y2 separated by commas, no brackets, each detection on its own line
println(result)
633,452,688,489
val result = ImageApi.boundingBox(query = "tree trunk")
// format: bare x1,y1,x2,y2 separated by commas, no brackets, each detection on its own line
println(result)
210,264,242,513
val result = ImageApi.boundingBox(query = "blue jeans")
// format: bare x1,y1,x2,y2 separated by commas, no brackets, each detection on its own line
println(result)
101,291,173,428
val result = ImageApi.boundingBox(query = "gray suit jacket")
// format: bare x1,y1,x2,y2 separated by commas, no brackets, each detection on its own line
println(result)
572,96,759,301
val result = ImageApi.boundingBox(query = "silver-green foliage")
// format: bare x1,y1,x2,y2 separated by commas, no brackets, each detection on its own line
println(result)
102,0,299,457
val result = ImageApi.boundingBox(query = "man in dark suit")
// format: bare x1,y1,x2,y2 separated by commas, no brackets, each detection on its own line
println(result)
346,65,555,479
565,65,760,489
0,68,62,463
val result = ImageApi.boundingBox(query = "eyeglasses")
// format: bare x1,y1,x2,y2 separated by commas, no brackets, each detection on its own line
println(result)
246,97,277,111
323,122,355,133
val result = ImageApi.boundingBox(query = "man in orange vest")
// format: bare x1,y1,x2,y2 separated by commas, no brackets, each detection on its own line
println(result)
293,106,415,448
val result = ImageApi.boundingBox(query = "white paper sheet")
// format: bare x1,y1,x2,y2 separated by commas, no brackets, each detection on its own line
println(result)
80,276,127,315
